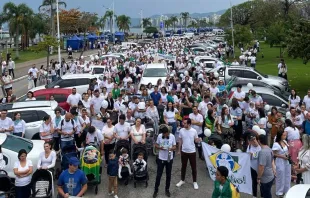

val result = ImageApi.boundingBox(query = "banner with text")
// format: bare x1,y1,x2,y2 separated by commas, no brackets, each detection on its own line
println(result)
202,143,252,195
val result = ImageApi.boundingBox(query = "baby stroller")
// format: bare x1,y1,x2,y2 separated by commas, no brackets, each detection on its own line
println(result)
132,144,149,188
80,145,102,194
56,144,79,178
0,170,14,198
30,169,54,198
143,116,155,155
208,133,223,149
115,140,131,185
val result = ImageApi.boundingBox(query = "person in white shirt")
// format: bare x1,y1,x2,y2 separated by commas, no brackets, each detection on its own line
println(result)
114,114,131,141
153,125,176,197
233,84,245,106
90,90,104,116
288,89,301,109
303,90,310,111
176,118,202,190
0,109,14,135
250,55,256,68
231,59,240,66
163,102,178,135
284,119,302,165
12,112,26,137
7,58,15,78
28,64,39,87
66,88,82,109
2,70,12,93
40,115,54,142
14,149,33,198
37,142,56,170
59,113,77,149
189,106,204,159
130,118,146,144
277,59,288,79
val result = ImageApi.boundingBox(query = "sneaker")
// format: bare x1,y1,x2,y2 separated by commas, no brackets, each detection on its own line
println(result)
193,182,199,190
176,180,185,187
114,195,118,198
165,190,171,197
108,191,114,196
153,191,158,198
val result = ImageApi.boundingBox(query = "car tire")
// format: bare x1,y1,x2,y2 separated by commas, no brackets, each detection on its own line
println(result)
32,133,41,140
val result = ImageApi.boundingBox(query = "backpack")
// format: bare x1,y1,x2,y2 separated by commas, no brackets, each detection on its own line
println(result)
60,119,75,132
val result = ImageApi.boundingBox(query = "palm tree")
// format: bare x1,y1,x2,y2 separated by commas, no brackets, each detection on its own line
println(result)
116,15,131,33
104,10,116,33
39,0,66,37
169,16,178,31
164,19,172,31
142,18,152,28
0,2,34,58
98,16,106,31
180,12,190,27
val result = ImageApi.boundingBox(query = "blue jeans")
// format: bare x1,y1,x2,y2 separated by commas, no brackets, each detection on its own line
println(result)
13,132,23,137
60,139,74,150
260,178,274,198
168,122,177,135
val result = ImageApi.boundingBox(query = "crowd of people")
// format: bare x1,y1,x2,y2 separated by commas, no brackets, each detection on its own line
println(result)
0,35,309,198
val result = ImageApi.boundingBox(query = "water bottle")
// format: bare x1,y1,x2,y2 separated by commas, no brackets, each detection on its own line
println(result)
167,151,172,163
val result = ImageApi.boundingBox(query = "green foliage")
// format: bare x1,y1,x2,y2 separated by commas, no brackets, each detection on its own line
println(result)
225,25,253,47
116,15,131,32
287,19,310,64
30,35,59,53
142,18,152,28
143,26,158,34
265,22,286,47
169,16,178,30
29,13,49,39
180,12,189,27
104,10,116,33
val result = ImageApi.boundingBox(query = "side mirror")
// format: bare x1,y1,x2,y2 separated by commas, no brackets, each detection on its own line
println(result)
257,76,262,80
281,103,287,108
54,85,60,88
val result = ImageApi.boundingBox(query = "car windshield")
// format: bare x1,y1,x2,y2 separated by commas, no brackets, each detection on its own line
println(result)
143,68,167,77
93,68,105,74
2,135,33,153
45,78,62,88
254,69,268,78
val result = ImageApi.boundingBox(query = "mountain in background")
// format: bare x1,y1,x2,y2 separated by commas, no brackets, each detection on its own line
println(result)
129,9,226,27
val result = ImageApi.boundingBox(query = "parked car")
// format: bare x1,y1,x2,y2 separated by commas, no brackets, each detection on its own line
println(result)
29,74,97,95
194,56,222,64
16,89,71,112
211,66,290,93
285,184,310,198
230,86,289,114
0,134,44,178
139,63,168,87
2,101,61,140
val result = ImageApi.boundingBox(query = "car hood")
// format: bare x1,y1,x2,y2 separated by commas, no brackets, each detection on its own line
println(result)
29,85,46,92
140,77,166,86
267,75,287,82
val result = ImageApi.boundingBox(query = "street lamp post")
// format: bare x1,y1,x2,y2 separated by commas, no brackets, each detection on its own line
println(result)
230,0,235,58
112,0,115,43
56,0,62,71
139,9,143,38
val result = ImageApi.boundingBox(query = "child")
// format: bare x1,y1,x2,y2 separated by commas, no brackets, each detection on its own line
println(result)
107,151,119,198
212,166,240,198
133,152,147,172
27,72,35,90
118,148,132,178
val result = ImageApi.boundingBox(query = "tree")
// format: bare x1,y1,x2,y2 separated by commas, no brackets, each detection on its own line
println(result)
104,10,116,33
180,12,190,27
98,16,106,31
143,26,158,37
164,19,172,30
188,20,198,28
39,0,66,37
198,19,208,28
225,25,253,47
266,22,286,47
142,18,152,28
170,16,178,31
0,2,34,58
29,13,49,41
117,15,131,33
58,9,81,34
287,19,310,64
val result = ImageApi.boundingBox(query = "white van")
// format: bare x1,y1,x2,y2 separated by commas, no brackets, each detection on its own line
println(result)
212,29,225,36
184,32,194,38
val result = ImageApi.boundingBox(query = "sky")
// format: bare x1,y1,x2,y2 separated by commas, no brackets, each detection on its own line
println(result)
2,0,248,17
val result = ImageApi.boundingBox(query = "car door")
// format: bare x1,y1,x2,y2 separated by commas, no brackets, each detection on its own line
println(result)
53,94,70,112
242,70,259,84
74,78,92,94
20,110,42,140
260,93,288,114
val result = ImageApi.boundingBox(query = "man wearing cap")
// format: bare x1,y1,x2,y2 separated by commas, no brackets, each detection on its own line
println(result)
57,157,87,197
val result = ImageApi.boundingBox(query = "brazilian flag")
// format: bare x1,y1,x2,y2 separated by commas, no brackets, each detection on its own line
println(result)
80,145,102,183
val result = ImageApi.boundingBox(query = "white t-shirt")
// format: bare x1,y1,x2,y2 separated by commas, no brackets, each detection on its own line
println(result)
179,127,198,153
90,96,104,115
39,122,53,140
233,91,245,106
198,101,208,117
130,125,146,143
28,68,38,78
102,125,115,144
2,75,12,89
0,117,13,135
114,122,131,140
246,144,261,171
258,117,267,129
37,151,56,169
66,93,82,106
60,119,77,141
156,133,176,161
304,96,310,111
164,109,178,123
86,129,104,146
189,113,203,135
209,87,219,97
285,126,300,141
14,160,33,186
289,95,300,108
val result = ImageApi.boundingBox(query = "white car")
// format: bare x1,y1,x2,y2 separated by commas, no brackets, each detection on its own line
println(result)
285,184,310,198
139,63,168,87
0,134,44,178
29,74,97,95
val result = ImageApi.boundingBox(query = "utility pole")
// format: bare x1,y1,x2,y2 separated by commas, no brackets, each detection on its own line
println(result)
56,0,62,75
230,0,235,58
112,0,115,43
